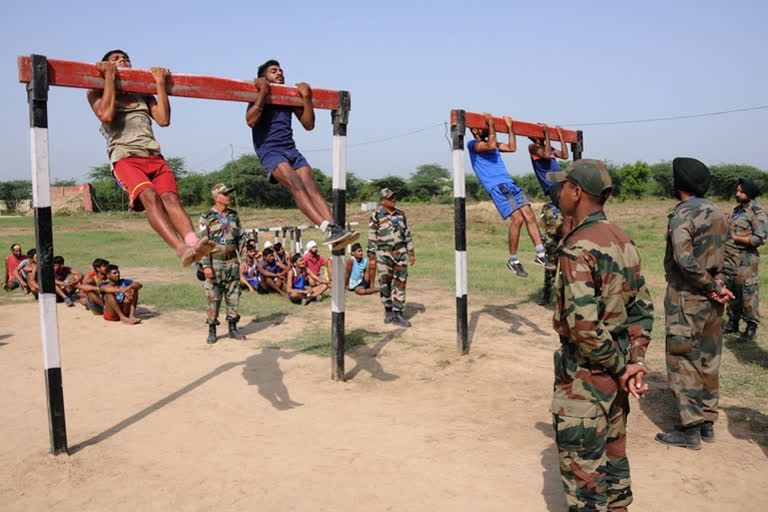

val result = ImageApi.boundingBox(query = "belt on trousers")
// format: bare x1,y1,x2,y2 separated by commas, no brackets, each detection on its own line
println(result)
377,242,407,251
210,250,237,261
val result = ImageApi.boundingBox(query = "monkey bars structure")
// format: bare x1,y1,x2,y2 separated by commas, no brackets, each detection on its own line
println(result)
18,55,351,455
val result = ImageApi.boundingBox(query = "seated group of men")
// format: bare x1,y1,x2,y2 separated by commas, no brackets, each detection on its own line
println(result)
3,244,142,325
239,240,378,305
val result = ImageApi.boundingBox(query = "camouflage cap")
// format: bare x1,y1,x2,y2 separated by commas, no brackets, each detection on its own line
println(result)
211,183,234,197
380,187,395,199
738,176,760,198
546,159,612,197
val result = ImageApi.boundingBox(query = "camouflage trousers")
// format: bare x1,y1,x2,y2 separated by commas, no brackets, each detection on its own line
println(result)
665,286,723,426
726,251,760,324
539,202,564,288
377,249,408,312
203,258,241,325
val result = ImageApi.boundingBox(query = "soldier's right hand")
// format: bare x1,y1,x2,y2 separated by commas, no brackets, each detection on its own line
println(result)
203,267,214,280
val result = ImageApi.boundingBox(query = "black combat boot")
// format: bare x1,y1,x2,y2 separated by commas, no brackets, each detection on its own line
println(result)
722,316,740,335
655,425,701,450
392,311,411,327
536,285,553,306
700,421,715,443
228,320,246,340
206,324,217,344
738,322,757,343
384,308,394,324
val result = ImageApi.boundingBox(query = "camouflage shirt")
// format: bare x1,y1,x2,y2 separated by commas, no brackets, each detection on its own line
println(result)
367,206,414,256
197,207,244,266
727,200,768,253
553,211,654,375
664,197,730,293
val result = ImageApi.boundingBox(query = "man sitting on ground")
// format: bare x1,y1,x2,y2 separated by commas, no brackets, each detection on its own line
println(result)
468,113,554,277
273,242,291,276
14,248,36,296
287,252,328,305
303,240,332,285
2,243,25,292
53,256,83,307
240,242,261,294
99,264,143,324
257,247,288,296
78,258,110,314
345,242,379,295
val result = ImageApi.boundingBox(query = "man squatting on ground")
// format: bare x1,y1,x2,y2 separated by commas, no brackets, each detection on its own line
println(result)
15,249,37,298
548,159,654,512
467,113,554,277
721,176,768,343
287,252,328,305
346,242,379,296
656,157,735,450
246,59,357,249
198,184,246,344
53,256,82,307
99,264,143,325
529,124,570,305
368,188,415,327
87,50,214,266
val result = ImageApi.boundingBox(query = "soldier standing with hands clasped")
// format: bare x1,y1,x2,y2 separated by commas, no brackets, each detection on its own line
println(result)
368,188,415,327
198,184,246,344
547,160,654,512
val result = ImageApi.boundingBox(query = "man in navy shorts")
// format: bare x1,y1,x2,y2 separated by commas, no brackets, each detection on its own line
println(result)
246,59,357,249
468,113,554,277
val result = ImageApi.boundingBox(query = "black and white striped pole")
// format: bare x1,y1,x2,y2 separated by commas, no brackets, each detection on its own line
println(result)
27,54,68,454
330,91,350,381
452,110,469,355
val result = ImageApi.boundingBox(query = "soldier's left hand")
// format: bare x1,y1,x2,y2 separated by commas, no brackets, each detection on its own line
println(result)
409,254,415,265
618,363,649,399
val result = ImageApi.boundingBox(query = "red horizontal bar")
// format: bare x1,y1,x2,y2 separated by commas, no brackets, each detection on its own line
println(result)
18,56,344,110
451,110,578,144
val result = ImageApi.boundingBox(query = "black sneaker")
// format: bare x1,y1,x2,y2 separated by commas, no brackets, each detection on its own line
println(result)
534,254,556,270
324,224,359,248
507,260,528,278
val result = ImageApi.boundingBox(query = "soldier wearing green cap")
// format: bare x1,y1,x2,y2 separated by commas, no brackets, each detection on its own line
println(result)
722,176,768,343
198,183,246,344
368,188,415,327
546,159,654,512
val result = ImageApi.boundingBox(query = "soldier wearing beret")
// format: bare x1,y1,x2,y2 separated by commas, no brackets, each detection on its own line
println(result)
656,157,735,450
198,183,246,344
722,177,768,343
367,188,415,327
547,159,654,511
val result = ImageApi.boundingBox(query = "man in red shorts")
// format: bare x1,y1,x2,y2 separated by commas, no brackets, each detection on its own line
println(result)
87,49,214,266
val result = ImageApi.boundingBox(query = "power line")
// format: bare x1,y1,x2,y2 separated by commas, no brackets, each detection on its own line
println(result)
300,122,444,152
563,104,768,127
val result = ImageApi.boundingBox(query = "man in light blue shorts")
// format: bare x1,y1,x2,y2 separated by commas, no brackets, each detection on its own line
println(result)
468,113,554,277
345,243,379,295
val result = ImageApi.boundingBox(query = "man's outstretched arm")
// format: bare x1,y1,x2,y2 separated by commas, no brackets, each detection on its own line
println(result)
471,113,498,153
87,62,117,123
147,67,171,127
498,116,517,153
553,126,569,160
294,82,315,131
246,77,270,127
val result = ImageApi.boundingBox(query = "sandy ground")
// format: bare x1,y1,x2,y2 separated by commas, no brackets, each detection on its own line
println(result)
1,283,766,511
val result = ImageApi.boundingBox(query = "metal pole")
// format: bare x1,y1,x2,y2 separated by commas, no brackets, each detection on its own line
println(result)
452,110,469,355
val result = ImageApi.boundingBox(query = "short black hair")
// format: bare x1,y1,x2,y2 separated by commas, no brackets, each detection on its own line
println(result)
258,59,280,78
92,258,109,270
53,256,64,265
101,49,129,62
262,247,274,256
106,264,119,274
291,252,302,264
27,248,36,258
273,242,283,251
351,243,362,252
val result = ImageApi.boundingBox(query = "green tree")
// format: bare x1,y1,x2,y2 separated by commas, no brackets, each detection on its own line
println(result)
409,164,450,200
0,180,32,213
51,179,77,187
616,161,650,201
372,176,410,200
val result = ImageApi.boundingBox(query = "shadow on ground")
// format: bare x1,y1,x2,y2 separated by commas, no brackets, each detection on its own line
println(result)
345,328,403,382
636,371,677,433
724,336,768,369
535,421,565,512
241,313,287,336
404,302,426,321
722,406,768,456
242,348,303,410
468,302,550,351
135,306,161,320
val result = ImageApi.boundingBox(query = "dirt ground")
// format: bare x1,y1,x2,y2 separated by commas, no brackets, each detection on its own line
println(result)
1,282,766,511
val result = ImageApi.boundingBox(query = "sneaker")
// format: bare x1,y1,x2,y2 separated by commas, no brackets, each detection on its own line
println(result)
300,297,308,306
180,247,198,267
315,293,324,303
64,296,74,307
324,224,359,248
534,254,556,270
507,260,528,278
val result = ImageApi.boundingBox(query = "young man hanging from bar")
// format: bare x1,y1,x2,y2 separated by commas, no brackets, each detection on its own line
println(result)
467,113,555,277
529,123,569,304
246,59,358,249
87,50,215,266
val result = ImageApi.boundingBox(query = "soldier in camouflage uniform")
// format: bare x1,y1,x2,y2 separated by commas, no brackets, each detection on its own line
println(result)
198,183,246,344
656,158,735,450
367,188,415,327
548,160,654,512
722,177,768,343
537,202,564,305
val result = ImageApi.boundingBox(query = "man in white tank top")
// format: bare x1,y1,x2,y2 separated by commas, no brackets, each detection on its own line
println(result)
87,49,214,266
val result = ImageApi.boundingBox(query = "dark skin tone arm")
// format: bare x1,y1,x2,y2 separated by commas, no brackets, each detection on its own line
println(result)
256,262,281,279
345,258,353,288
471,113,498,152
498,116,517,153
88,63,170,126
245,77,270,127
529,124,569,159
293,82,315,130
99,281,143,294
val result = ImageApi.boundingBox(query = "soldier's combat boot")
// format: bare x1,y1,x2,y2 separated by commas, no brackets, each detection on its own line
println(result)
384,308,394,324
392,311,411,327
536,285,553,306
722,316,740,335
738,322,757,343
700,421,715,443
655,425,701,450
206,324,217,344
228,320,246,340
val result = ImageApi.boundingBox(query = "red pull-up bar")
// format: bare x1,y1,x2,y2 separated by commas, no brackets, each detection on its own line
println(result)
17,56,344,111
451,109,579,144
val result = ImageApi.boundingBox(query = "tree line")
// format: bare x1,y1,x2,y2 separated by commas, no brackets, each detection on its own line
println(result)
1,156,765,214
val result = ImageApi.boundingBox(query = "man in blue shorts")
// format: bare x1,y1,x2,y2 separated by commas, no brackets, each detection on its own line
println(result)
468,113,553,277
345,243,379,295
246,59,357,249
